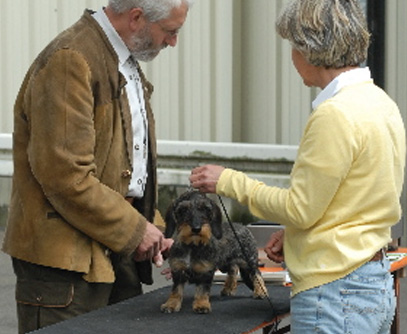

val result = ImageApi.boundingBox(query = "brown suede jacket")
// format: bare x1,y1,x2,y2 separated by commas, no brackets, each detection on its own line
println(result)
2,10,162,283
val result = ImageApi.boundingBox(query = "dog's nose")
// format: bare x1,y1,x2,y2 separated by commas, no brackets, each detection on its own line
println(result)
191,228,201,234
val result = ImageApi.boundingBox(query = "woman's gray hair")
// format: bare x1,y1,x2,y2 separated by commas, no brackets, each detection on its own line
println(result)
108,0,194,22
276,0,370,68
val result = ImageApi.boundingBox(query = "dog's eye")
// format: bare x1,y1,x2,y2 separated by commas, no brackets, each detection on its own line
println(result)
195,202,213,218
175,204,191,220
175,206,187,215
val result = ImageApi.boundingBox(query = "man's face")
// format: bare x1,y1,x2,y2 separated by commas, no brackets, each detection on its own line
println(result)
129,2,189,62
129,23,165,62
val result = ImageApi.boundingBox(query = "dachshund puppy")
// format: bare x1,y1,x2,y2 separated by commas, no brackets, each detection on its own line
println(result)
160,190,268,314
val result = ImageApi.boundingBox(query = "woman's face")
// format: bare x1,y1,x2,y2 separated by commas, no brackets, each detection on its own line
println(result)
291,48,320,88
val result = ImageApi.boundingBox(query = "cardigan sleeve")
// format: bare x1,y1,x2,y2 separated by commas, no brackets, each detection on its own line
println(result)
216,104,358,230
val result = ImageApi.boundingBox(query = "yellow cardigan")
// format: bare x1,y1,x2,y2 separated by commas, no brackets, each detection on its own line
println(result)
217,81,406,296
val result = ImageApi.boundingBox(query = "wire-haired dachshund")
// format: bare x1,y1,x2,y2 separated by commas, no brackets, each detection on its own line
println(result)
160,190,268,314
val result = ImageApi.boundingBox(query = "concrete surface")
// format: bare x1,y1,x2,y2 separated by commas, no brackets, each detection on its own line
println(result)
1,229,406,333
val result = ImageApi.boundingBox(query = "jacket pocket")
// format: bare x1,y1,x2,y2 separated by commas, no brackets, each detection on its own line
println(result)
16,279,74,308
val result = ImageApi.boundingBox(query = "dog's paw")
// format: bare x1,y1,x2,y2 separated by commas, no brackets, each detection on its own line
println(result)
193,300,211,314
193,305,211,314
160,300,182,313
220,287,236,297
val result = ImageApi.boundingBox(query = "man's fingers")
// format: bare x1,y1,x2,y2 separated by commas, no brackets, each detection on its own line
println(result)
154,252,164,267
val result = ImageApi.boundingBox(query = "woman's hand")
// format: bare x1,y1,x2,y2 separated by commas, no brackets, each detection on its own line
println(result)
264,229,285,263
189,165,225,193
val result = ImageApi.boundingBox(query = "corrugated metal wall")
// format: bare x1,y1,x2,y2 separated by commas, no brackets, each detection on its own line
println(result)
141,0,314,144
1,0,406,145
0,0,106,133
0,0,326,145
386,1,407,123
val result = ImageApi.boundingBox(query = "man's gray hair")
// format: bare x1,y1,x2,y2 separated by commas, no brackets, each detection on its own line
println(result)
276,0,370,68
108,0,194,22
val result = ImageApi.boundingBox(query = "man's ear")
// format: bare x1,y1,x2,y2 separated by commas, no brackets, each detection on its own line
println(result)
128,7,145,31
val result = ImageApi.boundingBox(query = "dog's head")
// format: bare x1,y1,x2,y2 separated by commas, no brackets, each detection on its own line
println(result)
164,190,223,246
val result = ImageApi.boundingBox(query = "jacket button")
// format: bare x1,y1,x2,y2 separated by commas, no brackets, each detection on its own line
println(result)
121,170,132,178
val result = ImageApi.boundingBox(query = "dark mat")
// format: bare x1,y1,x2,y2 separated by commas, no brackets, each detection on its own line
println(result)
33,283,290,334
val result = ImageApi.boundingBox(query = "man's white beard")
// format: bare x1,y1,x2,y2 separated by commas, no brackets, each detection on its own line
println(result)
130,25,167,62
132,47,163,62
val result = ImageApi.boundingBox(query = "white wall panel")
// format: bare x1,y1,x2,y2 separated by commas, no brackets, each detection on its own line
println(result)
239,0,316,146
1,0,407,147
386,0,407,242
140,0,237,142
386,1,407,121
0,0,106,133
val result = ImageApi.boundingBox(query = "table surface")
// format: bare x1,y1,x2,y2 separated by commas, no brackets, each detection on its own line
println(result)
32,249,407,334
32,283,291,334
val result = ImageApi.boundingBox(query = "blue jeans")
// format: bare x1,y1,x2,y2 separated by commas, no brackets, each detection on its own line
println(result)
291,257,396,334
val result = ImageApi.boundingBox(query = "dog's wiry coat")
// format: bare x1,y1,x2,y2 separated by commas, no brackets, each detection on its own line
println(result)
161,190,268,314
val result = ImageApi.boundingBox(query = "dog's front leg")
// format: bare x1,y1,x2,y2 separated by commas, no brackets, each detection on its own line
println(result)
191,261,215,314
193,282,212,314
161,259,188,313
160,280,185,313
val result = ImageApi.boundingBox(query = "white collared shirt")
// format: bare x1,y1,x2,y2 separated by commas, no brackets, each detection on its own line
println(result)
312,67,372,110
93,9,148,198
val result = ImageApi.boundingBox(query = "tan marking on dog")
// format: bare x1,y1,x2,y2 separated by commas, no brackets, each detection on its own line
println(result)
177,223,212,246
161,284,184,313
169,258,188,272
192,260,215,274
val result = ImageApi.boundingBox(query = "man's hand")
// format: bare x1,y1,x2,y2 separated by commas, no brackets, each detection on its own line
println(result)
264,229,285,263
153,238,174,268
133,222,164,262
160,267,172,280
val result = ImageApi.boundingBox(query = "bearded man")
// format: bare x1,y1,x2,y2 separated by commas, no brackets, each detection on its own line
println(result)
2,1,193,332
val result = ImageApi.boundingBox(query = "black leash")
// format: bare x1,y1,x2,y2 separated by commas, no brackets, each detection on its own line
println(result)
217,195,277,318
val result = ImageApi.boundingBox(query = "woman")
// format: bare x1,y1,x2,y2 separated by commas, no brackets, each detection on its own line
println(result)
190,0,405,333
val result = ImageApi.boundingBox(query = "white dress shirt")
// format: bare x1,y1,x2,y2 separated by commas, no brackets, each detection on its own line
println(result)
93,9,148,198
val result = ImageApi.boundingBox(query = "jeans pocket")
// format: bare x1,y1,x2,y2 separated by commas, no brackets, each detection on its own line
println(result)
340,287,390,334
341,288,386,314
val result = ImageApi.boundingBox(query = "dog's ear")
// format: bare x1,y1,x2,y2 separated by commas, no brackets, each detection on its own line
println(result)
210,202,223,239
164,202,177,238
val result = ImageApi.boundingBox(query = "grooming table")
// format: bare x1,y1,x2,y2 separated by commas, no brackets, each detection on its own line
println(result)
31,249,407,334
32,284,291,334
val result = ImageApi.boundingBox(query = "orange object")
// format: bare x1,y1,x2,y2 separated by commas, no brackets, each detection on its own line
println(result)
389,247,407,272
